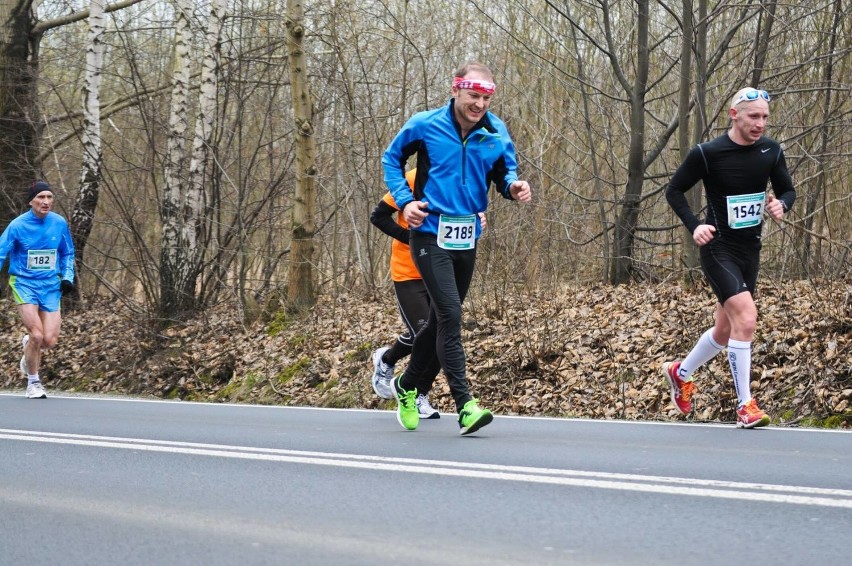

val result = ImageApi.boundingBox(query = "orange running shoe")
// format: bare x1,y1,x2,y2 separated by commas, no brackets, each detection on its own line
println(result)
662,361,696,415
736,399,770,429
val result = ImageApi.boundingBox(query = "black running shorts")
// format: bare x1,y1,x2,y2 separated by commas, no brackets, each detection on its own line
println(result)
699,238,761,303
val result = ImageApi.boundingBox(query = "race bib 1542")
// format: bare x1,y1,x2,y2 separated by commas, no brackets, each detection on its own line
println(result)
726,192,766,229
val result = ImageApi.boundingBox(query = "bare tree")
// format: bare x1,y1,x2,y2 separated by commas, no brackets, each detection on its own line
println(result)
70,0,106,282
802,0,843,272
285,0,318,310
568,8,611,283
609,0,650,284
159,0,194,320
0,0,44,223
750,0,777,86
0,0,147,222
11,0,849,318
675,0,701,274
686,0,710,279
188,0,226,299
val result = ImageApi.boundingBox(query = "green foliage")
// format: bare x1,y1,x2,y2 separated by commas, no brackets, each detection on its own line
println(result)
822,415,849,429
346,344,372,363
195,373,215,385
267,310,292,337
216,373,259,401
289,333,309,349
796,415,850,429
276,356,309,384
321,389,358,408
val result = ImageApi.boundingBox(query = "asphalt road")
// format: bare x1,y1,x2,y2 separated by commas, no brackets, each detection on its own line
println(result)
1,393,850,565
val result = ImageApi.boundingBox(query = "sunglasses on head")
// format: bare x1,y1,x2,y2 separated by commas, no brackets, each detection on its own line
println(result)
733,89,770,105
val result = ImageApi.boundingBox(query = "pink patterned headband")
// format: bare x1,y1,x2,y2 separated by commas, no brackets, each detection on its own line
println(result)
452,76,496,95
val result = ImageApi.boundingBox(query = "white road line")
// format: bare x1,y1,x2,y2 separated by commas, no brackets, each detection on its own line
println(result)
3,393,851,435
3,428,851,509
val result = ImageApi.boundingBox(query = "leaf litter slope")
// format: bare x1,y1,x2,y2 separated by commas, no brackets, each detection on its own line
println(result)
1,280,849,427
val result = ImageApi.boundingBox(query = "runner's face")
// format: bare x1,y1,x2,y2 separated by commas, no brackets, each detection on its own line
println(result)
30,191,54,217
730,99,769,144
452,72,493,131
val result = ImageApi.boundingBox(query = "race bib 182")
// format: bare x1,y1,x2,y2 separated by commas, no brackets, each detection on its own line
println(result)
27,249,57,271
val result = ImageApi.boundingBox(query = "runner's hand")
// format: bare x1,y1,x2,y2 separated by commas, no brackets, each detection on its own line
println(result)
766,194,785,220
692,224,716,246
509,180,532,202
60,279,76,296
403,200,429,228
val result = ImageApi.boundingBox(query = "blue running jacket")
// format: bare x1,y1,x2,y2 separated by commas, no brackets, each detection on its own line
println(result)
382,99,520,239
0,210,76,282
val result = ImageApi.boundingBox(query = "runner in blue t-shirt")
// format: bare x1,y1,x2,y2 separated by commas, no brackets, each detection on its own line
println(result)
381,61,532,435
0,181,76,398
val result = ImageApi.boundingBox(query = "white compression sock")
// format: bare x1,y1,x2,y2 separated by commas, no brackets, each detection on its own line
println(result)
27,374,40,384
679,329,726,381
727,339,752,406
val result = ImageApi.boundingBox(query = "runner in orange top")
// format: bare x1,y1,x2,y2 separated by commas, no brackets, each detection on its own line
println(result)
369,169,439,418
369,169,487,419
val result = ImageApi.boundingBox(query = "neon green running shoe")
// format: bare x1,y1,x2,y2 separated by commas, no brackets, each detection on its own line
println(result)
392,376,419,431
458,399,493,436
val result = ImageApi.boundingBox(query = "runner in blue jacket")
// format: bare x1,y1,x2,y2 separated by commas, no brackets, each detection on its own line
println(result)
0,181,76,398
381,61,532,435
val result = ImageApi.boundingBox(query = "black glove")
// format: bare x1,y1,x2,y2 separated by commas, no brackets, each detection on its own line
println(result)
60,279,77,296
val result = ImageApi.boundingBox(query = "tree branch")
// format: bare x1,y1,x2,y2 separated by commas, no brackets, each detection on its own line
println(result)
33,0,148,34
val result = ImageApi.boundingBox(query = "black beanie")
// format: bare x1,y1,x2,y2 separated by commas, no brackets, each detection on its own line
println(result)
27,180,52,203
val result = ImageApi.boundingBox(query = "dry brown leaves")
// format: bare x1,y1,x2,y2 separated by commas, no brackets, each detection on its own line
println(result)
1,279,849,427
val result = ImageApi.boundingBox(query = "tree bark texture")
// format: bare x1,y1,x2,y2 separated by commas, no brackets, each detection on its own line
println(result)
186,0,225,303
0,0,40,224
286,0,318,310
677,0,700,273
159,0,194,321
750,0,777,87
610,0,649,284
71,0,106,281
802,0,842,274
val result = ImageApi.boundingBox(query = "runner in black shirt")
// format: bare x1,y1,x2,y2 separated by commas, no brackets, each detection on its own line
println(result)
663,86,796,428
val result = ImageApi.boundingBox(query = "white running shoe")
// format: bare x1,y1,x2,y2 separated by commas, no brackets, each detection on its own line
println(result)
26,381,47,399
20,334,29,376
416,394,440,419
371,347,394,399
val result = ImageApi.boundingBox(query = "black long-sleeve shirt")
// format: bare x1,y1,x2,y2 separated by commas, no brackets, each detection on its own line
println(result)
370,200,409,244
666,133,796,243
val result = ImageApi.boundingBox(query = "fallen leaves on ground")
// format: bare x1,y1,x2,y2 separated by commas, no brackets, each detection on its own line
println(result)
1,279,849,428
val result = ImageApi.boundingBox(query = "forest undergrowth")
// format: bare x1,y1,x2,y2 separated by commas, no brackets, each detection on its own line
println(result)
1,280,849,428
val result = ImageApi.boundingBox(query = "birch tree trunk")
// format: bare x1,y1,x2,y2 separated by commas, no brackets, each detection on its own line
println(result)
0,0,40,223
70,0,105,284
285,0,318,309
159,0,193,320
187,0,225,303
